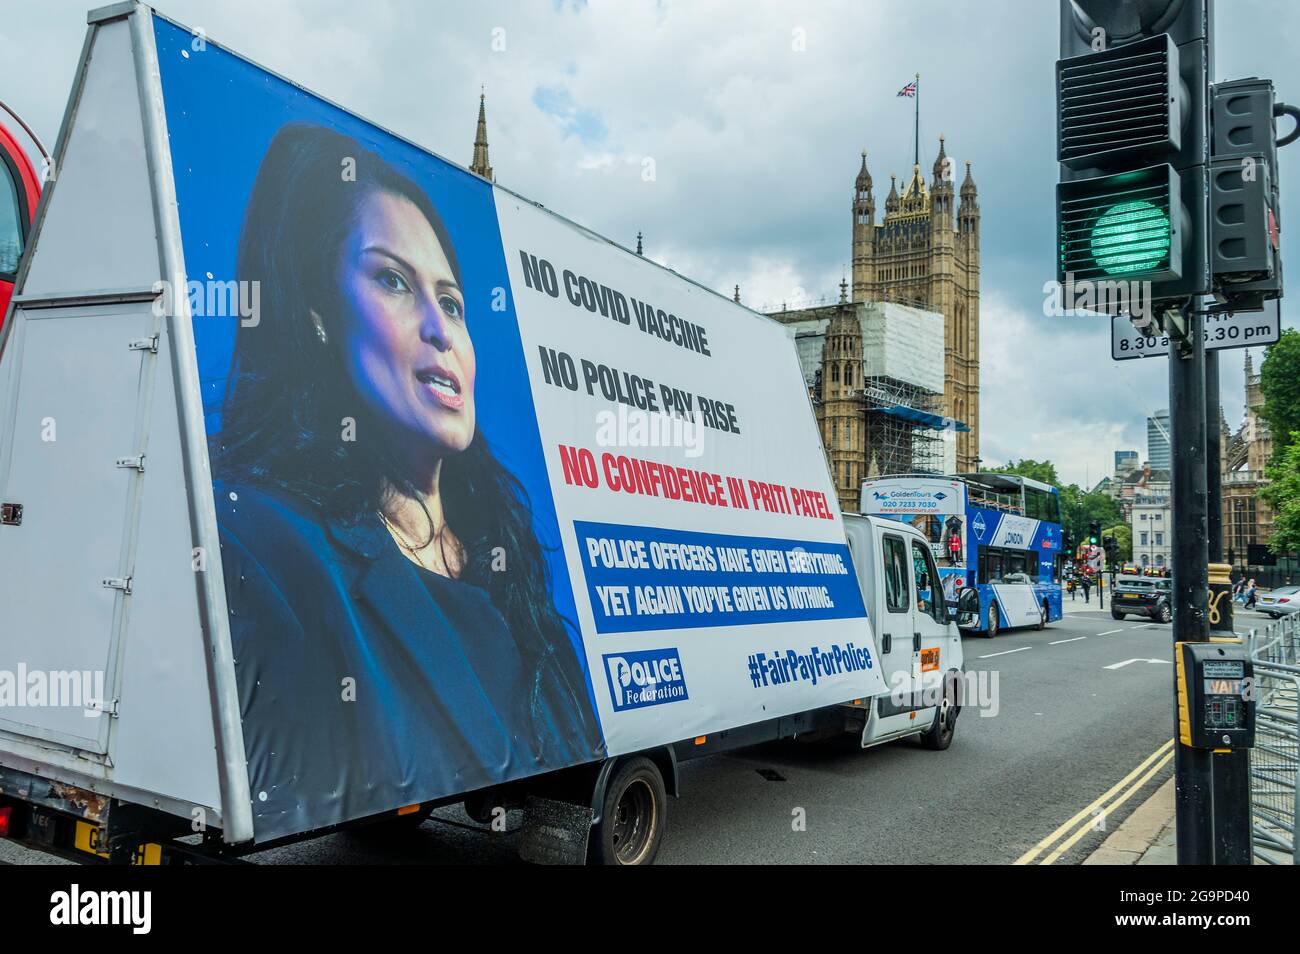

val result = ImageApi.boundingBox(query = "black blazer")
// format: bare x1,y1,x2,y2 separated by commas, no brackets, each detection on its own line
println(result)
214,481,603,841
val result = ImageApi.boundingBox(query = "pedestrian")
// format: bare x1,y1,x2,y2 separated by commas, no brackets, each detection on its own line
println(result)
1082,573,1092,605
1245,578,1258,611
1233,577,1246,605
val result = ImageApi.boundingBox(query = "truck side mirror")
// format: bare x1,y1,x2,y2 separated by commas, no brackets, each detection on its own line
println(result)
954,588,979,628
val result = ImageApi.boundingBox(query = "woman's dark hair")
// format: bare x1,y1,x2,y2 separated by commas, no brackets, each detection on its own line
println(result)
217,123,597,752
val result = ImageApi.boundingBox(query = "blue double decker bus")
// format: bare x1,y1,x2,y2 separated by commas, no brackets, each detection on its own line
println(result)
860,473,1064,636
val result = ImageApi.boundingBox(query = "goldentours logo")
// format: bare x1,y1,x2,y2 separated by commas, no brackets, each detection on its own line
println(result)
603,648,689,711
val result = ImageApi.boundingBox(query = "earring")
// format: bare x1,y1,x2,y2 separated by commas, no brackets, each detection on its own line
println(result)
309,309,328,345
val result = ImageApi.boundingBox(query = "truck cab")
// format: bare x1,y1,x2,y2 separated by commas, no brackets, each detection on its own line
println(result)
843,512,973,750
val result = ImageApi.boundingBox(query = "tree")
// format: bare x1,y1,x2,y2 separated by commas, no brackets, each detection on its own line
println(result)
992,459,1060,487
1260,329,1300,458
1262,432,1300,555
1059,483,1123,546
1103,524,1132,561
987,459,1122,545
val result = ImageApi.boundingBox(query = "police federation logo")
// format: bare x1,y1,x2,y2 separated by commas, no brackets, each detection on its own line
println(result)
603,648,689,712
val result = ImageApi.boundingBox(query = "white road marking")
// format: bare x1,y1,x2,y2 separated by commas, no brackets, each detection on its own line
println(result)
1095,629,1123,636
1104,658,1172,670
1050,636,1087,645
978,647,1032,659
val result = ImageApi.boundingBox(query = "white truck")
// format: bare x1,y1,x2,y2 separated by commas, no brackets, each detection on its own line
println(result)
0,1,973,865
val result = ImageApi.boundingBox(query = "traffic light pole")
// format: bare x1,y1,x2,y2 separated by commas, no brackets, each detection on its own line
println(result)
1206,349,1223,563
1169,304,1214,865
1205,345,1252,863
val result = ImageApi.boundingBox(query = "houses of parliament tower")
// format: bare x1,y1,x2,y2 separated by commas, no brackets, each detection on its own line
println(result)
850,138,981,471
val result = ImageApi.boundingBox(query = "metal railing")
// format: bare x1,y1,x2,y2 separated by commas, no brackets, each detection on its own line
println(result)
1248,613,1300,864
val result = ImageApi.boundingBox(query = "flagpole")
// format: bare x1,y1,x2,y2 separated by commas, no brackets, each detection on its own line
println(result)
913,72,920,169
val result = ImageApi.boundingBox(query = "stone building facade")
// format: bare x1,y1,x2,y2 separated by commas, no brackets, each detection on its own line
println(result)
851,138,981,470
1224,350,1275,567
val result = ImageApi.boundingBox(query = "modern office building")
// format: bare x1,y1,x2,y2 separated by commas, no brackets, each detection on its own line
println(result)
1147,410,1172,470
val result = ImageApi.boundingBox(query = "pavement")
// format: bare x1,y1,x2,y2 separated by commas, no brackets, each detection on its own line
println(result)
1082,778,1175,865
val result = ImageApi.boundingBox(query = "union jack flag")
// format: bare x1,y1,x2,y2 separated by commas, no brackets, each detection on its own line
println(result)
897,80,917,97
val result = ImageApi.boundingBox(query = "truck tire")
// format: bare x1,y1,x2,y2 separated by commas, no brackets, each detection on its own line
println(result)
1111,609,1125,620
590,756,666,866
920,673,958,750
984,605,999,639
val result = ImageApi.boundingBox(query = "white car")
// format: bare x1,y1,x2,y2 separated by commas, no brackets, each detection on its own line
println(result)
1257,585,1300,618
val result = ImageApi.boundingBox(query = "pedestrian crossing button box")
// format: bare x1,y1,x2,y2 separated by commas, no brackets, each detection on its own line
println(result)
1175,642,1255,750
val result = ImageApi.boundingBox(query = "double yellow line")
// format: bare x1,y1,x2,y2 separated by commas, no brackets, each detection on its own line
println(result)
1015,739,1175,865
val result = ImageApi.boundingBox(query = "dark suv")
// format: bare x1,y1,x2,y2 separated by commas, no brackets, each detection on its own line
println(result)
1111,575,1172,623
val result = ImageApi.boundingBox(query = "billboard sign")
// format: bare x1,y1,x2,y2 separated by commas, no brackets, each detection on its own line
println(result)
153,15,883,841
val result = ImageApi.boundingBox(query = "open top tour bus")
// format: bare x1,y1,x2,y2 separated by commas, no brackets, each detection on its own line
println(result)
860,473,1064,636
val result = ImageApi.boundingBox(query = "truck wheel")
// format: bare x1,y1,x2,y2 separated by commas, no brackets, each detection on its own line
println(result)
920,674,958,751
590,756,666,866
984,606,999,639
1111,609,1125,620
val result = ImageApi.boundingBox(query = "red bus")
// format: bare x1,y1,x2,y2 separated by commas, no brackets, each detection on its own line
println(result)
0,108,42,326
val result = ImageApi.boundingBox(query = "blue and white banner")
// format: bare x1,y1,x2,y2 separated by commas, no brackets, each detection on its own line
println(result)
575,521,867,634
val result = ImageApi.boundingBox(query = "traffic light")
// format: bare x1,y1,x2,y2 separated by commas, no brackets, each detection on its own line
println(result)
1103,534,1120,563
1208,78,1288,312
1056,1,1212,316
1088,520,1101,546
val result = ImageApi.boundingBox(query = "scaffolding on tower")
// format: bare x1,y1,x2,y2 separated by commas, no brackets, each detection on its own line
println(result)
860,376,949,477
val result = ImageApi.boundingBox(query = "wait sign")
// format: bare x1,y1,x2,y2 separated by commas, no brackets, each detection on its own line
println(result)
1111,308,1280,361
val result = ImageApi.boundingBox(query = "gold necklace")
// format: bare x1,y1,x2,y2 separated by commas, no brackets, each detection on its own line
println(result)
378,510,463,578
379,512,435,571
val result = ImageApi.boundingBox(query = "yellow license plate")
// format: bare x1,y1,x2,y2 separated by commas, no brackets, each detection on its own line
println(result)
74,820,163,865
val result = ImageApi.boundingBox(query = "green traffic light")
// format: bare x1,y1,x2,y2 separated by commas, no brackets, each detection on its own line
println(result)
1089,200,1171,276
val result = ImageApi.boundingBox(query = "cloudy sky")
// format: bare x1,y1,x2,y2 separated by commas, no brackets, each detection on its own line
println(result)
4,0,1298,486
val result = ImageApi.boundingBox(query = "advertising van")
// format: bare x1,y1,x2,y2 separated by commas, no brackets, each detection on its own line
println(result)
0,2,973,865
